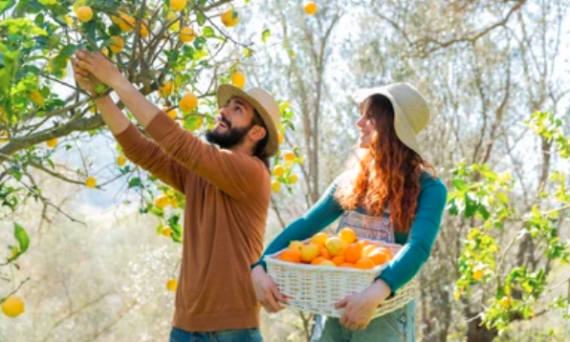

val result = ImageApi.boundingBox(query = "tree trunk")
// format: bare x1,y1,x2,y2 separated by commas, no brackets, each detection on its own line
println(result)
466,316,499,342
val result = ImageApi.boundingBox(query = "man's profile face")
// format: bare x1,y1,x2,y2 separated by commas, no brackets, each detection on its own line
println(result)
205,97,256,149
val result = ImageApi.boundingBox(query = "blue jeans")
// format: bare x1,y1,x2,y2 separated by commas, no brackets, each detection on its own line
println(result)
311,300,417,342
169,327,263,342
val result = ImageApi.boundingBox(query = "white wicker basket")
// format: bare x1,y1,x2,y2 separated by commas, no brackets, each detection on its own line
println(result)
264,240,417,318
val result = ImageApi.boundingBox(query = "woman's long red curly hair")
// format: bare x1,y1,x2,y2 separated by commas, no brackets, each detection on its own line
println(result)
335,94,435,234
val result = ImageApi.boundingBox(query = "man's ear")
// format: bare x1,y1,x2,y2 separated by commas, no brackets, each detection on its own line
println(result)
248,125,267,143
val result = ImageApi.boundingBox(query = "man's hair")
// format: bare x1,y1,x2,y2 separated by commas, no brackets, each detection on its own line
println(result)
251,109,270,170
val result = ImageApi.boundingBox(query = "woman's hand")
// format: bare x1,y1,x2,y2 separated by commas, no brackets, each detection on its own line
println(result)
73,50,126,90
251,265,289,313
335,279,392,330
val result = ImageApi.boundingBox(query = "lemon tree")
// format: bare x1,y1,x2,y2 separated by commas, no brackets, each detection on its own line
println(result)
449,111,570,333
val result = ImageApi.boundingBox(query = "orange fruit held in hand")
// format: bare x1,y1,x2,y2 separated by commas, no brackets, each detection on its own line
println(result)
278,248,301,263
344,243,363,264
338,228,357,244
355,258,375,270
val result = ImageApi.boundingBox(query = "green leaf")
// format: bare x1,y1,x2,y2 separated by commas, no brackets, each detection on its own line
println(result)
59,44,79,57
448,201,459,216
197,12,206,26
128,177,142,189
84,20,97,42
183,116,202,131
0,69,9,94
11,166,22,181
45,158,55,169
109,25,121,36
14,0,30,16
465,193,478,218
168,215,180,226
202,26,215,37
0,0,16,16
193,49,208,61
261,29,271,43
14,223,29,254
193,37,207,50
452,179,468,191
478,205,491,220
49,3,69,16
34,13,45,26
156,223,164,235
149,206,164,216
497,192,509,205
38,0,57,5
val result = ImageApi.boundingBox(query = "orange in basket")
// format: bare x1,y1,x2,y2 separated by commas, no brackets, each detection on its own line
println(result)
338,228,357,244
320,247,331,260
367,248,392,266
311,257,328,265
331,256,345,266
355,258,375,270
278,248,301,263
344,243,363,263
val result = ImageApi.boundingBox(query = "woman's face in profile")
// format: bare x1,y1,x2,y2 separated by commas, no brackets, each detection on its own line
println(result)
356,98,376,149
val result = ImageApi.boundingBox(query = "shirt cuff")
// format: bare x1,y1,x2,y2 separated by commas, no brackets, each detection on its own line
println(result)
113,123,143,152
250,259,267,272
376,270,400,299
145,110,178,142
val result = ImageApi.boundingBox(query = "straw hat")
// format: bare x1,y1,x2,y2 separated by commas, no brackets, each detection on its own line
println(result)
217,84,280,157
352,83,430,156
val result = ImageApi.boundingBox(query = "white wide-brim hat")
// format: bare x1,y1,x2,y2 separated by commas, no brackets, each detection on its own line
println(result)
352,83,431,156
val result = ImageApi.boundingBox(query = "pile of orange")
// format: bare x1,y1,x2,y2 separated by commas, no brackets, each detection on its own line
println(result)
276,228,392,270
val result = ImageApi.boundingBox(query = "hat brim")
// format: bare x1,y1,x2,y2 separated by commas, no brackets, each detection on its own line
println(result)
352,87,422,156
217,84,279,157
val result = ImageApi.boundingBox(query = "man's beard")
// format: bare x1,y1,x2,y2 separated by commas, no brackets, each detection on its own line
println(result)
205,117,253,149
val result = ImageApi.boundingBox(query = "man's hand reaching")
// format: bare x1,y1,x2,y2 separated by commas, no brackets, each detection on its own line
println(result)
73,50,126,90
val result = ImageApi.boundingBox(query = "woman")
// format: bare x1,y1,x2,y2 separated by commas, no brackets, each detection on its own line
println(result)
251,83,447,342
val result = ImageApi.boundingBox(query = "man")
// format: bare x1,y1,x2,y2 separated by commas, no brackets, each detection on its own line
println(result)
72,50,280,342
